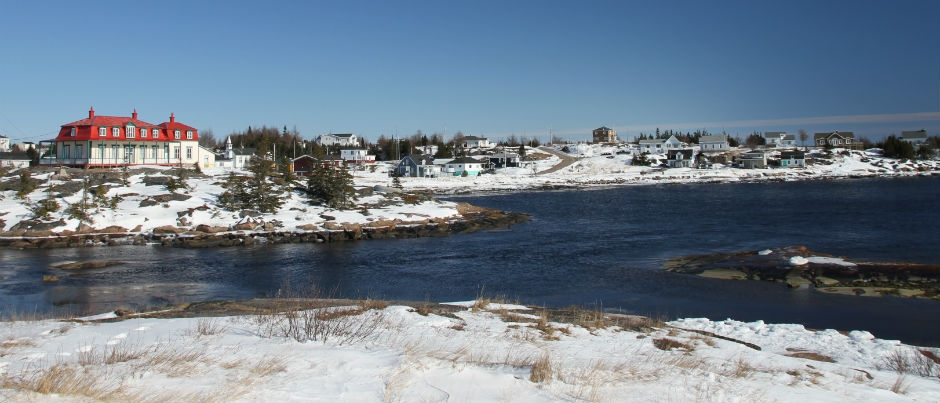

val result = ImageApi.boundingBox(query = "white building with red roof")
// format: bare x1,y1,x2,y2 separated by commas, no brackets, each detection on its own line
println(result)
40,107,215,168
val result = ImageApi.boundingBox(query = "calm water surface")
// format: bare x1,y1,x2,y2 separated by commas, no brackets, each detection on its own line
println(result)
1,177,938,345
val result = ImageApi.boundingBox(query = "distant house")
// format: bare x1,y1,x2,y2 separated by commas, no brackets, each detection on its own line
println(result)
592,126,618,143
340,149,375,164
393,155,440,177
779,150,805,168
216,136,254,169
814,131,860,149
462,136,494,149
291,155,318,176
0,152,31,169
416,144,439,156
901,130,928,146
316,133,359,147
666,149,694,168
443,156,485,176
0,135,10,152
698,135,730,152
694,152,712,169
639,135,682,154
739,150,767,169
488,151,520,168
764,132,797,148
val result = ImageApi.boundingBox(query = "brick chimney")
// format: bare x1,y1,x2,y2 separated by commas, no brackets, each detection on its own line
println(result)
132,109,138,120
170,112,175,123
89,107,95,119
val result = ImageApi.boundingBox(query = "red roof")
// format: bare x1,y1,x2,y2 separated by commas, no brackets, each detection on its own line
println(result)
56,108,198,141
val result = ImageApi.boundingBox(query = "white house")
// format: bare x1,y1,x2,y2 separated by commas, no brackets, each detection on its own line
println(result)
638,135,682,154
0,152,31,169
416,144,439,156
443,156,485,176
216,136,254,169
462,136,494,149
340,149,375,164
779,150,805,168
0,135,10,152
901,130,928,146
764,132,797,148
699,135,730,152
317,133,359,147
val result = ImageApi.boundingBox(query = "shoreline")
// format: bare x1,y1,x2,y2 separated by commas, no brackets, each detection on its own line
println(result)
0,205,530,249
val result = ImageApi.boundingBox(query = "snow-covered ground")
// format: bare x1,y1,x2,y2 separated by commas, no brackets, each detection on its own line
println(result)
0,166,465,236
1,301,938,402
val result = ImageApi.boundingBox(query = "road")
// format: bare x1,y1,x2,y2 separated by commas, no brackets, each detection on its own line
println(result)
535,146,579,175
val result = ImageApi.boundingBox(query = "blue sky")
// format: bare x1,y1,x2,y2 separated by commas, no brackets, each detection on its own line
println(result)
1,0,937,144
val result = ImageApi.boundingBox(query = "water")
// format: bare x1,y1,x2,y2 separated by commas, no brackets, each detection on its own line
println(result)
1,177,938,345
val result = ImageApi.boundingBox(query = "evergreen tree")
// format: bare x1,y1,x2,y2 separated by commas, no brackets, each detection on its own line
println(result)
246,155,286,213
306,161,356,209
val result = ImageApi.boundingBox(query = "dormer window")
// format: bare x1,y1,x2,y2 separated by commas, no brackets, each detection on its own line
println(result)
141,129,148,138
152,129,159,138
99,127,106,137
186,130,193,140
112,127,120,137
126,125,136,138
70,127,76,137
174,130,181,139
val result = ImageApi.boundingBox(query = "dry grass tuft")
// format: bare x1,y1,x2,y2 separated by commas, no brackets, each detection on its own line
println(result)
529,353,553,383
358,298,389,311
890,375,909,394
729,357,755,378
652,338,693,352
77,342,147,366
250,356,287,377
878,348,940,378
785,351,835,363
1,363,118,400
191,317,229,337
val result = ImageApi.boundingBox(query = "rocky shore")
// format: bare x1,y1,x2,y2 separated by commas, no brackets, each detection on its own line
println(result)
0,205,529,249
664,246,940,299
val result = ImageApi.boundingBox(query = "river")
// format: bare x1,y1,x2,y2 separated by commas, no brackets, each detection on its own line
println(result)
1,176,938,345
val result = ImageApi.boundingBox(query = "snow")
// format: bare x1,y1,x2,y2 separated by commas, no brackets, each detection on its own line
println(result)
790,256,810,266
1,304,937,402
805,256,858,267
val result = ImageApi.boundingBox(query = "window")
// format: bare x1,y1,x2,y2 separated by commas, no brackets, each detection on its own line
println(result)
141,129,148,138
124,145,135,162
111,145,119,161
126,126,135,138
152,129,159,138
186,146,193,159
151,145,158,159
63,145,71,159
98,144,105,159
164,145,169,161
173,146,180,159
99,127,106,137
70,127,76,137
174,130,181,139
186,130,193,140
112,127,120,137
76,145,83,159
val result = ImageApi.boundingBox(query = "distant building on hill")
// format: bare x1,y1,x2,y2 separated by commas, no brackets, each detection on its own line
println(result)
40,107,215,168
900,130,928,146
316,133,359,147
592,127,617,143
814,131,860,149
